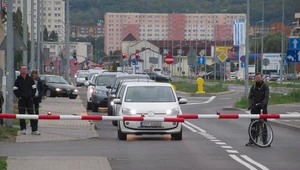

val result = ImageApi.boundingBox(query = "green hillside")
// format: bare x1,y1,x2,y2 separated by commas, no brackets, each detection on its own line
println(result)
70,0,300,25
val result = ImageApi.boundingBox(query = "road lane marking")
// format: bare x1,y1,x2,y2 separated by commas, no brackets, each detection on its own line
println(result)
210,139,221,142
226,150,239,153
215,142,227,145
221,146,233,149
185,121,206,132
229,155,257,170
240,155,270,170
182,123,197,132
203,96,216,103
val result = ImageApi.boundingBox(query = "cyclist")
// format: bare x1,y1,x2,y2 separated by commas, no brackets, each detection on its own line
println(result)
246,72,270,146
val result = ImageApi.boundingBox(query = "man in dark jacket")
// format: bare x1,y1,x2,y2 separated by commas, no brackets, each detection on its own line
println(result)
246,72,270,146
13,65,38,135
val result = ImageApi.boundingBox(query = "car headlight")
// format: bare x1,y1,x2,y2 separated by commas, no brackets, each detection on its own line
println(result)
94,90,103,94
55,88,62,91
110,101,114,106
89,88,94,93
122,108,137,115
74,89,78,93
166,108,179,116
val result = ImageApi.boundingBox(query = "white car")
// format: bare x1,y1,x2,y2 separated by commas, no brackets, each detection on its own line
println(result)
86,73,99,110
112,82,187,141
76,72,89,86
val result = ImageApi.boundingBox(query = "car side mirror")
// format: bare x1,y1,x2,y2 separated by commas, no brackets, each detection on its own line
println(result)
106,85,112,89
84,81,89,86
112,98,121,105
177,97,182,101
85,77,88,81
111,90,116,94
179,98,187,105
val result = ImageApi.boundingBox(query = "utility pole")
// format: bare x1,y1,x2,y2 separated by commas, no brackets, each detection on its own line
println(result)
65,0,70,82
30,0,35,71
41,0,44,74
260,0,265,74
214,15,217,81
205,19,207,80
245,0,250,97
280,0,285,84
5,0,14,126
23,0,28,67
37,0,41,74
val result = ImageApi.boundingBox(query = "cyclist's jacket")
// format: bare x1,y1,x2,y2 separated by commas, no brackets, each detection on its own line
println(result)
248,81,269,108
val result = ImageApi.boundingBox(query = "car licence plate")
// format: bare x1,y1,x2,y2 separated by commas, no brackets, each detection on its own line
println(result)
140,122,162,127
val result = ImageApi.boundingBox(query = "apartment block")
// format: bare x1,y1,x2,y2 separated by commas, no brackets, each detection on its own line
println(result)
70,22,105,38
104,12,246,54
12,0,65,40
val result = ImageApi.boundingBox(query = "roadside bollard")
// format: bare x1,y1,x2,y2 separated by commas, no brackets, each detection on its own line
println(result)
196,77,205,94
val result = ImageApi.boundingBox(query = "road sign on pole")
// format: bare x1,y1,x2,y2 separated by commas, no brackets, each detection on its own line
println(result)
197,56,206,65
286,50,300,63
217,52,228,62
262,58,270,66
241,62,245,68
165,55,174,64
289,38,300,49
132,59,138,65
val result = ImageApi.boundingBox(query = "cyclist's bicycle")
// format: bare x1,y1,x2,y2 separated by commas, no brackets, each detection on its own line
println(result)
248,103,274,148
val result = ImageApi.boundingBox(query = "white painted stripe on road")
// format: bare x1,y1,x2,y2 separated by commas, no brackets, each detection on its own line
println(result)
206,137,217,140
182,123,197,132
203,96,216,103
215,142,227,145
182,102,206,106
240,155,270,170
226,150,239,153
185,121,206,132
210,139,221,142
221,146,233,149
229,155,257,170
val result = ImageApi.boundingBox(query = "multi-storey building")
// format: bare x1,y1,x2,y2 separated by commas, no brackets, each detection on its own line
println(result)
249,26,270,37
12,0,65,40
70,22,105,38
104,12,246,54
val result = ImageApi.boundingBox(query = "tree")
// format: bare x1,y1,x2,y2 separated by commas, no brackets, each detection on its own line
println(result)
43,27,49,41
12,9,24,69
49,30,58,41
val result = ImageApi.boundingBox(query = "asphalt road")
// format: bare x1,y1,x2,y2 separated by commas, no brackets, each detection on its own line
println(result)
1,87,300,170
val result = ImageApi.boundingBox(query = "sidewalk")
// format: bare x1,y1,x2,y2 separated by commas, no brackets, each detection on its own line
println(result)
7,97,112,170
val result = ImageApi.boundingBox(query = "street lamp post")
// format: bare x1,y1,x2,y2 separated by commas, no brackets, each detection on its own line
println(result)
23,0,28,67
245,0,250,97
261,0,265,74
255,20,263,73
280,0,285,85
30,0,35,71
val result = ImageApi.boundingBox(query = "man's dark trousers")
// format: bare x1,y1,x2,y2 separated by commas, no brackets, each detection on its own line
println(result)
18,98,37,131
249,105,268,142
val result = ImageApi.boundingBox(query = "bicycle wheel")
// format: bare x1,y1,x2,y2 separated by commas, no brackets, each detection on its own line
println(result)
248,119,274,148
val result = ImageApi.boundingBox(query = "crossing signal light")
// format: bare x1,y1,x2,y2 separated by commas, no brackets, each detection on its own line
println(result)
74,60,78,65
135,53,140,59
73,52,77,60
122,53,126,59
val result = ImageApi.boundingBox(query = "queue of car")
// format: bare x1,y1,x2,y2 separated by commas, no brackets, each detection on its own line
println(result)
82,69,187,141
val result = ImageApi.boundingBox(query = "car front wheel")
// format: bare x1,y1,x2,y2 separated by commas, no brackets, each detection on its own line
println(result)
118,123,127,140
45,89,52,97
171,127,182,141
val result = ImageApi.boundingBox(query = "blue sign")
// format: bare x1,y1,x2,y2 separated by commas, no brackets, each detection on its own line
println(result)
135,65,139,70
132,59,138,65
189,65,195,68
240,55,245,62
283,59,287,66
241,62,245,68
98,57,102,61
286,50,300,63
233,18,245,45
289,38,300,49
126,61,129,65
197,56,206,65
73,58,77,61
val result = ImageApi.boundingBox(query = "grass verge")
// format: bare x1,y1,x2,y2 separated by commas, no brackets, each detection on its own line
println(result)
0,126,19,142
0,157,7,170
172,81,229,93
234,90,300,109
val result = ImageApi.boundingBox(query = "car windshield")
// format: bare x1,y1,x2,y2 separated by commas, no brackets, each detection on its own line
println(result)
124,86,176,102
88,73,97,80
114,77,148,88
96,75,116,86
78,73,88,78
45,76,69,84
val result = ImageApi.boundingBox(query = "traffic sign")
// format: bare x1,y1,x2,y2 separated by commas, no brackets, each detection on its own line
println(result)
241,62,245,68
262,58,270,66
286,50,300,63
199,50,205,56
132,59,138,65
165,55,174,65
283,59,287,66
217,52,228,62
197,56,206,65
240,56,245,62
135,65,139,70
98,57,102,61
189,65,195,68
289,38,300,49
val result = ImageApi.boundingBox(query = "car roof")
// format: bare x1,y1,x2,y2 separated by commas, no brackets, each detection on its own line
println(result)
40,74,61,77
122,82,172,87
98,72,124,76
116,74,149,78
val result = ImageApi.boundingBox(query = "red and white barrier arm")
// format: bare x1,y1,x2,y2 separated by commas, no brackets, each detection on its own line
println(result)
0,114,184,122
178,113,300,119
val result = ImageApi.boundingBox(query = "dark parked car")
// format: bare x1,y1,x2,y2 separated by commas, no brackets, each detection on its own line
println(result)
140,72,172,82
39,74,78,99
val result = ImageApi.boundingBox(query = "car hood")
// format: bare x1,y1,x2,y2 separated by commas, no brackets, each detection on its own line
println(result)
94,86,108,91
47,83,75,89
122,102,180,114
76,78,86,82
